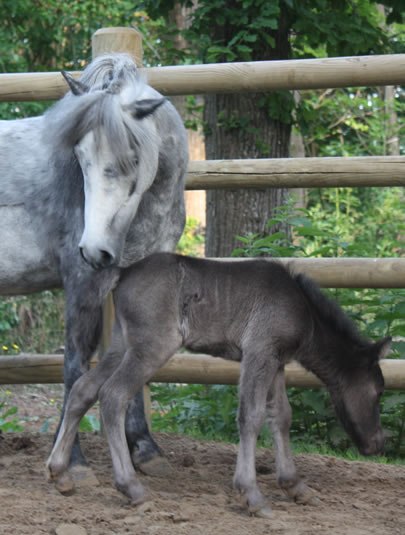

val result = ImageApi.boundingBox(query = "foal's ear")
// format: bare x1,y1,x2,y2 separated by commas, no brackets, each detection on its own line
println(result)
374,336,392,360
132,97,167,119
61,71,89,96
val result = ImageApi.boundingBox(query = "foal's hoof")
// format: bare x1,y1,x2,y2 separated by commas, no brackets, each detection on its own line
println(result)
46,468,75,496
285,483,320,506
295,492,320,506
69,464,100,489
136,456,172,478
55,473,75,496
249,504,273,519
240,494,273,519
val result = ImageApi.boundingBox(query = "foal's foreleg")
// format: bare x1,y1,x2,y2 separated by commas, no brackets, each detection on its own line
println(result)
233,355,277,518
266,369,318,505
46,352,121,493
98,346,174,502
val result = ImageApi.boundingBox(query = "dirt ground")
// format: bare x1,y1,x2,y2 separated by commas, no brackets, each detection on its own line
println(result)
1,385,405,535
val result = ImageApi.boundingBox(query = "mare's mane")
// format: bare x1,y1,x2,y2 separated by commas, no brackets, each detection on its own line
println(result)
43,54,154,175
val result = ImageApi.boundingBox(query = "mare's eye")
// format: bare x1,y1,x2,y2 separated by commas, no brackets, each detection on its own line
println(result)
128,183,136,197
104,165,118,178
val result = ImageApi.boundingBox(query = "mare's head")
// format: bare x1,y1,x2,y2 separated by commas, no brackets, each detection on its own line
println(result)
47,54,166,269
330,336,391,456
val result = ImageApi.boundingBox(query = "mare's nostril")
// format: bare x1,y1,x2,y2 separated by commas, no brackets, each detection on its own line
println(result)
79,246,115,269
99,249,115,268
79,247,86,263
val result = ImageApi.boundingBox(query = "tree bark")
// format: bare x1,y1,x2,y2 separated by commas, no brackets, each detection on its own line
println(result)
204,9,292,257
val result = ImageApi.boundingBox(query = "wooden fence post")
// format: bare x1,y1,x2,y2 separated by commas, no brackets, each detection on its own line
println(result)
91,27,152,431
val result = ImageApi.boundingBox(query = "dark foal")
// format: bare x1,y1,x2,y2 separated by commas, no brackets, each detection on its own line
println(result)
47,253,389,517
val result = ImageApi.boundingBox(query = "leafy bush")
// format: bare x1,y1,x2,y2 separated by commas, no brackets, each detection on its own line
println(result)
0,290,65,356
0,402,23,432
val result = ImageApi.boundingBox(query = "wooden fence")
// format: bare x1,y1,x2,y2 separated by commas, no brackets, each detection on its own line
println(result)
1,27,405,390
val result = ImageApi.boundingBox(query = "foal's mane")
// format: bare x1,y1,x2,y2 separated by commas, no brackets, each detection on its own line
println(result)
43,54,153,174
293,272,367,348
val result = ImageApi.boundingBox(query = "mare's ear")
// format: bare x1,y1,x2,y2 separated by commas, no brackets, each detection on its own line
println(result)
61,71,89,96
132,97,167,119
374,336,392,360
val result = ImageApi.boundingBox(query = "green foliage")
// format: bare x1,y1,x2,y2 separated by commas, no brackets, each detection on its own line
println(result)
0,291,65,356
78,414,101,432
176,217,205,257
297,87,405,158
0,3,187,121
151,383,240,442
0,402,23,432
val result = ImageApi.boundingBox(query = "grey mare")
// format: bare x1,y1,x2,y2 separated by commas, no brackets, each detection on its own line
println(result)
0,55,188,472
47,253,390,517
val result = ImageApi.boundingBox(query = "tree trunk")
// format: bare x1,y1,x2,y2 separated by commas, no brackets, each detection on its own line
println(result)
204,10,292,257
169,1,206,227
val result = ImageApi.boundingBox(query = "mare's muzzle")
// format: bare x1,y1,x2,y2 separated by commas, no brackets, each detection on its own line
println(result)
79,245,116,270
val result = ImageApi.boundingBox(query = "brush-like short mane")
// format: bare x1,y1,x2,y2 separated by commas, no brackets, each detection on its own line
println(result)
293,272,368,348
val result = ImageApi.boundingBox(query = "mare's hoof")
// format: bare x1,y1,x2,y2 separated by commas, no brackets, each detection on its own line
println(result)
137,456,172,477
69,464,100,489
131,492,151,506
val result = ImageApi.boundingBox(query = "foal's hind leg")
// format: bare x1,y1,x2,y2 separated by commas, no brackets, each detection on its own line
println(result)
266,369,319,505
47,351,122,494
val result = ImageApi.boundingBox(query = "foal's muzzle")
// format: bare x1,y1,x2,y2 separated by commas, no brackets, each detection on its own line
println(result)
359,429,386,457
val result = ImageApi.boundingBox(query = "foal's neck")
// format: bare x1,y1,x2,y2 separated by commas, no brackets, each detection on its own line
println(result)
298,318,358,390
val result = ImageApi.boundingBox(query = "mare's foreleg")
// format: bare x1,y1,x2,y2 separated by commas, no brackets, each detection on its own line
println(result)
125,391,167,475
266,369,318,505
59,294,104,467
233,354,278,518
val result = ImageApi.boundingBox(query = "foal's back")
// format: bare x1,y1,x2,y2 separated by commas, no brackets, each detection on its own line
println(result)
115,253,312,363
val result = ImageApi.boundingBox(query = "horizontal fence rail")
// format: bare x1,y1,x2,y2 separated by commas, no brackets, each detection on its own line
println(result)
0,354,403,390
1,54,405,102
187,156,405,189
216,257,405,289
1,27,404,396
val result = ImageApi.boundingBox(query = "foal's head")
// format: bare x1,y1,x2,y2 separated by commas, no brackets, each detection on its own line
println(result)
330,337,391,456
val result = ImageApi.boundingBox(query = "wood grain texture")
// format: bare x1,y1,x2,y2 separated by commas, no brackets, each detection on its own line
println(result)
2,54,405,101
187,156,405,189
0,354,402,390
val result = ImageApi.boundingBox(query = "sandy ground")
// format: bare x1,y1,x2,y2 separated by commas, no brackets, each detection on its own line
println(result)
1,385,405,534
